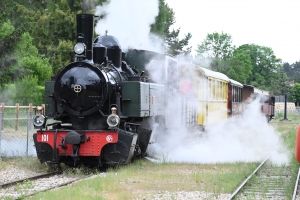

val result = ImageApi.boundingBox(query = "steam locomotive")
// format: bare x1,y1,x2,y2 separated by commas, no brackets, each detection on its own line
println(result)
32,14,177,167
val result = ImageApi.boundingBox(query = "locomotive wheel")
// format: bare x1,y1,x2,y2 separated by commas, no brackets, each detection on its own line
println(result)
295,125,300,163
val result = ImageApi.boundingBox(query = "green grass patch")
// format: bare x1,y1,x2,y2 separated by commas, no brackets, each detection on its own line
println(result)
0,156,48,172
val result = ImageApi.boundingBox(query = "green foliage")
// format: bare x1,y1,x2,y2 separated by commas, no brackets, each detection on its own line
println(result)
14,32,52,84
151,0,175,37
13,76,44,105
166,30,192,56
196,32,234,60
237,44,282,91
0,20,15,40
273,66,291,95
47,39,74,74
220,49,252,83
291,83,300,103
283,61,300,83
20,56,52,85
15,32,38,56
151,0,192,56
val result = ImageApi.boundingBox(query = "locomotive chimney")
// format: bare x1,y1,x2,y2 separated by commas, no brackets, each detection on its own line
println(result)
76,14,94,61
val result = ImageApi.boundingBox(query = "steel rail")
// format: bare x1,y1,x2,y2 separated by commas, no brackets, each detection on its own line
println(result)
0,171,58,189
292,167,300,200
228,157,269,200
24,177,83,199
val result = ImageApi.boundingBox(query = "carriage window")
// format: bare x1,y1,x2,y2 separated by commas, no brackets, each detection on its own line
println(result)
233,86,236,102
238,87,241,102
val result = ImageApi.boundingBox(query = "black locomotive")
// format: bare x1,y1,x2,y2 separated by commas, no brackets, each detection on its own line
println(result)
33,14,177,167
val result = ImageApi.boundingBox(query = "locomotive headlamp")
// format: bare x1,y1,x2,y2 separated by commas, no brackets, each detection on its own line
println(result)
33,114,46,129
107,114,120,128
74,43,85,54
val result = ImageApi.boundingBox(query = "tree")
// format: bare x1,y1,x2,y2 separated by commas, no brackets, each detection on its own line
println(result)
283,62,292,79
291,83,300,104
196,32,234,60
0,19,16,87
283,61,300,83
270,66,291,95
219,49,252,84
151,0,192,56
166,29,192,56
13,76,45,105
237,44,282,91
14,32,52,85
15,0,107,74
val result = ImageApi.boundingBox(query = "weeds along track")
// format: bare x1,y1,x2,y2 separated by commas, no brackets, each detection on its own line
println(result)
0,171,84,199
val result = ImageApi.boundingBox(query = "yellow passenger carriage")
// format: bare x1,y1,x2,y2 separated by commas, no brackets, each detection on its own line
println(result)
179,63,229,128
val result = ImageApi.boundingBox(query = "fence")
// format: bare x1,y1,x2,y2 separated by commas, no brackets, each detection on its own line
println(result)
0,103,40,158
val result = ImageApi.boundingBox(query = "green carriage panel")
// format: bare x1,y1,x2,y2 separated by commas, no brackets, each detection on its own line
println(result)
122,82,166,117
122,82,150,117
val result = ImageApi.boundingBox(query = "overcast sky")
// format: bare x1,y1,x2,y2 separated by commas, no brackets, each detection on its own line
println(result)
165,0,300,63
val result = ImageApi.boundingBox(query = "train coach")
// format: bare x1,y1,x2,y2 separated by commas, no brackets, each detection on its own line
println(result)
178,62,275,129
242,85,275,122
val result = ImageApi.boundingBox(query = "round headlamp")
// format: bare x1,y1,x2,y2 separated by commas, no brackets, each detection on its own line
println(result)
107,114,120,128
33,114,46,127
74,43,85,54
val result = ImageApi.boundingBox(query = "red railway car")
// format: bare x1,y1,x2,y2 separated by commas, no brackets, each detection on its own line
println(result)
242,85,275,122
228,79,243,118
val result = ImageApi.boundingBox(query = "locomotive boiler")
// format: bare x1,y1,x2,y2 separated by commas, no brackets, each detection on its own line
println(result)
32,14,168,167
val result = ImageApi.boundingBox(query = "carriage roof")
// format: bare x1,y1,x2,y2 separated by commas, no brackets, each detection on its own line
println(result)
199,67,229,82
229,79,243,87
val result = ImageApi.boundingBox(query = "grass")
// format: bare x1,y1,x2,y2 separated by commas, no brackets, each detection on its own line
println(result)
0,156,48,173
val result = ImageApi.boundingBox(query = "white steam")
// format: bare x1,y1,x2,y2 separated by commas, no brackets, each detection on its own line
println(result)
147,80,289,166
94,0,163,52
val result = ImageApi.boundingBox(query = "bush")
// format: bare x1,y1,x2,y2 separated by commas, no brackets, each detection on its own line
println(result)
13,76,44,105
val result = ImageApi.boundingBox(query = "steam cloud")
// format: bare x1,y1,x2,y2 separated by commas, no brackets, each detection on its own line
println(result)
94,0,163,52
147,95,290,166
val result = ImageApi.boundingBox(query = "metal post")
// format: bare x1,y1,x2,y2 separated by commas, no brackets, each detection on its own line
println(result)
284,94,287,119
280,94,290,121
26,112,29,157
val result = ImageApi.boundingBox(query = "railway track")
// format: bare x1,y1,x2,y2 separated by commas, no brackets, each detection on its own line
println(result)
229,157,298,199
0,171,83,199
227,122,300,199
292,167,300,200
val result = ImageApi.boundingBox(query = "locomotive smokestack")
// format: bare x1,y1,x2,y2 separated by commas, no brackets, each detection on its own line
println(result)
76,14,94,61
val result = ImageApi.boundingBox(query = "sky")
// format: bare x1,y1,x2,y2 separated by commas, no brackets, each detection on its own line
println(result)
165,0,300,64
